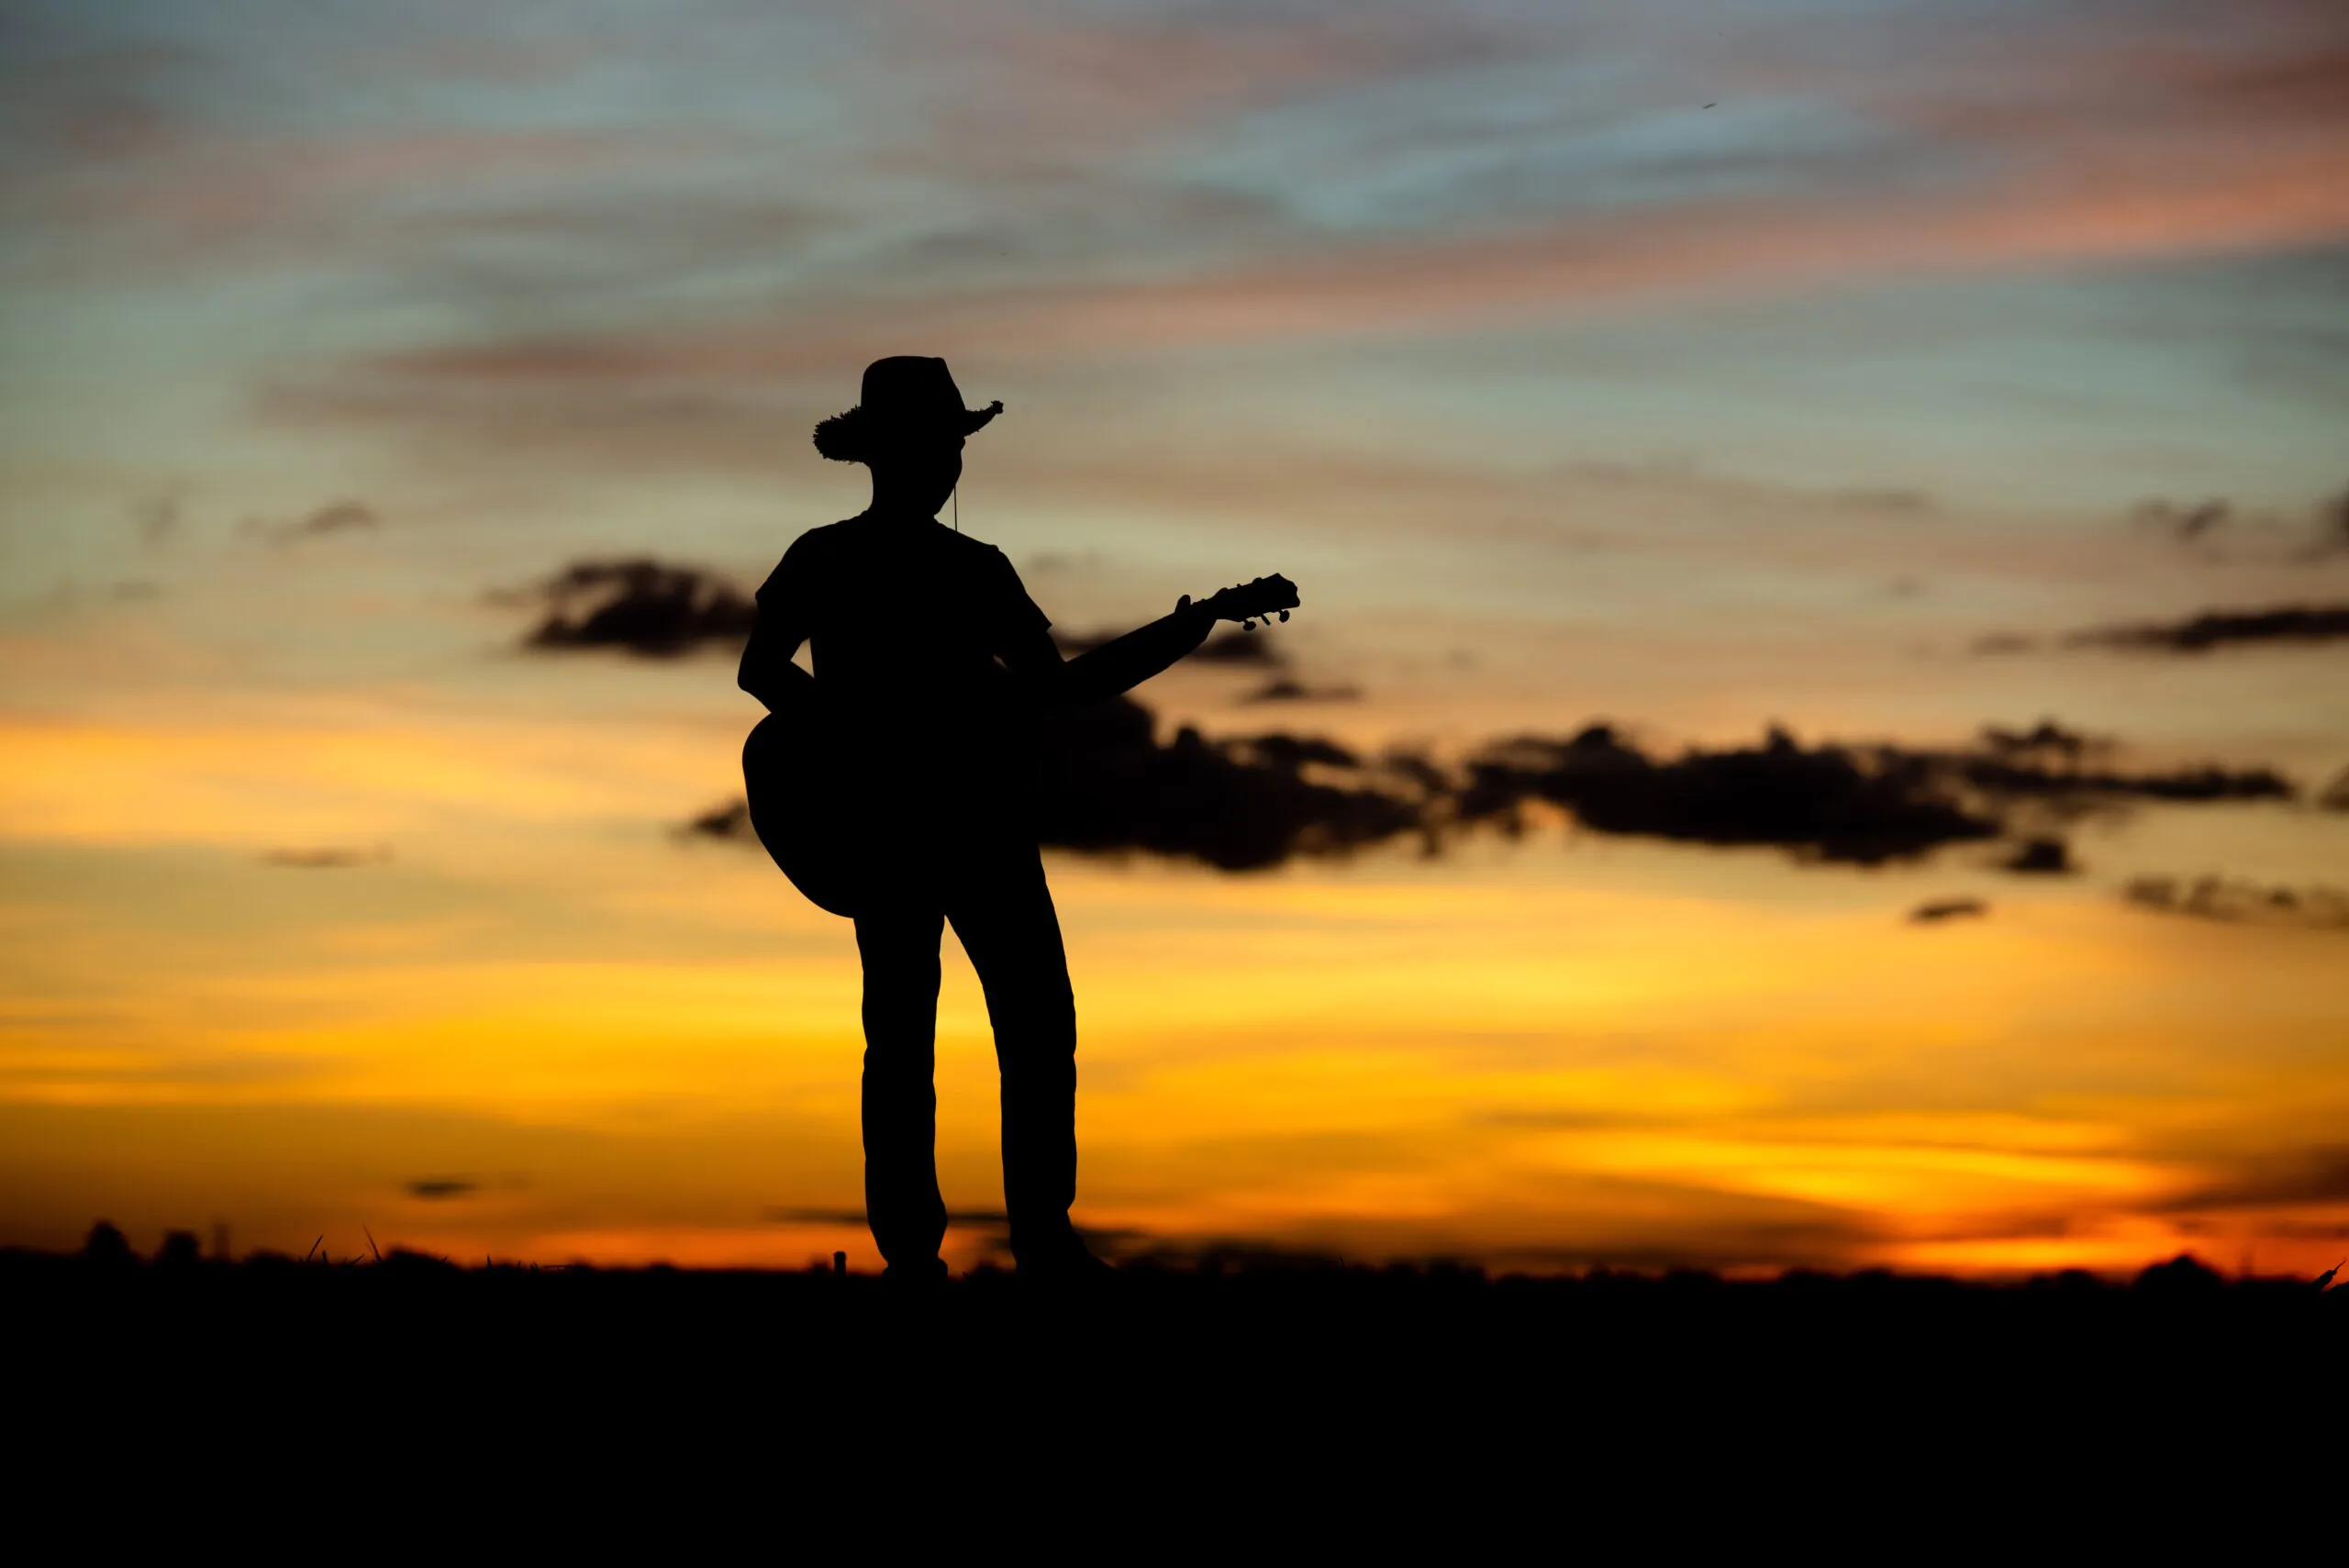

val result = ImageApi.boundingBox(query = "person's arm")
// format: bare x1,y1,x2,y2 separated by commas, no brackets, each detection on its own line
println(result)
739,547,816,712
737,612,813,711
990,546,1297,705
1000,590,1278,706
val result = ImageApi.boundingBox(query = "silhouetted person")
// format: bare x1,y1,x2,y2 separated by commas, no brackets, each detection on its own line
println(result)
738,357,1293,1281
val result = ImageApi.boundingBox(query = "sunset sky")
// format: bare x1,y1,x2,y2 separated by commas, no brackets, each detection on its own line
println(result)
3,0,2344,1275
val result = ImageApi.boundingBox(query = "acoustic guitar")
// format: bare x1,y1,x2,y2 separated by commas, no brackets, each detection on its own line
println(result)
743,574,1300,917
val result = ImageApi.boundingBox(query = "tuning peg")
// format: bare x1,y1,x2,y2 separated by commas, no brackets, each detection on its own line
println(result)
1242,618,1257,630
1277,609,1290,622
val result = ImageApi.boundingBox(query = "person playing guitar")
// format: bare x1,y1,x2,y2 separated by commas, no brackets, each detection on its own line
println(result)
736,356,1297,1283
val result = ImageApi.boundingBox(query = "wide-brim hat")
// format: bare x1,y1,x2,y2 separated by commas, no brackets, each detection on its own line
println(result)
813,356,1002,463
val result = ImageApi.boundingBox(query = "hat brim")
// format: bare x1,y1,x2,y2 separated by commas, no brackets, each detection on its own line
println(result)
812,398,1002,463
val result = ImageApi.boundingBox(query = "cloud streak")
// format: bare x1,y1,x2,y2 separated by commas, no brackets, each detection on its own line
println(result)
2158,1146,2349,1213
406,1178,478,1200
356,139,2349,397
1983,602,2349,656
262,844,390,869
2072,604,2349,654
2124,876,2349,931
274,11,2349,460
250,500,378,544
1242,679,1363,705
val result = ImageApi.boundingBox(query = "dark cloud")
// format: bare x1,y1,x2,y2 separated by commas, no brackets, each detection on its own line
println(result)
1909,898,1987,923
691,701,2301,876
2125,484,2349,565
682,800,750,840
1030,697,1428,871
405,1178,477,1200
1963,758,2290,806
2072,604,2349,654
689,695,1427,872
1424,720,2287,869
246,499,379,543
2123,876,2349,930
1932,721,2288,813
1242,678,1363,704
1989,603,2349,656
1977,720,2099,763
2155,1147,2349,1213
1454,724,2001,866
284,500,377,538
261,845,389,868
1997,837,2075,875
519,558,757,657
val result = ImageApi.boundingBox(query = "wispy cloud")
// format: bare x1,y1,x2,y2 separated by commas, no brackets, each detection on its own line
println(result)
1985,602,2349,655
2156,1145,2349,1213
2124,875,2349,930
1242,679,1363,705
261,844,391,869
245,500,378,545
406,1177,478,1200
2073,604,2349,654
206,2,2349,478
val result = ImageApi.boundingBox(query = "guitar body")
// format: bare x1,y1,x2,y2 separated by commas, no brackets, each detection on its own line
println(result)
740,572,1298,921
741,686,865,919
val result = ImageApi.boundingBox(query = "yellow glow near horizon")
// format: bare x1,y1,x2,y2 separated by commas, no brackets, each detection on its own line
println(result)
6,780,2343,1276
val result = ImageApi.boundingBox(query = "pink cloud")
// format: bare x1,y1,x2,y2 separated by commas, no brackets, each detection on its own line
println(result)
360,127,2349,393
865,6,1503,174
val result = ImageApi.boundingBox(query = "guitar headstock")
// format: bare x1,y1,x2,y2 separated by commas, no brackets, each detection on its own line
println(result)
1202,573,1300,630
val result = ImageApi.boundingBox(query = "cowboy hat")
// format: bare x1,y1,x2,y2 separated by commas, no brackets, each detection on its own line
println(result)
812,356,1003,463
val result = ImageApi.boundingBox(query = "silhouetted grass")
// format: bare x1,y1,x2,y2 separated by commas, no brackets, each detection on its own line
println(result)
12,1233,2337,1496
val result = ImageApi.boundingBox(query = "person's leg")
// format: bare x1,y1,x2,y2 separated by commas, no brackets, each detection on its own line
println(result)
853,903,951,1273
944,841,1084,1266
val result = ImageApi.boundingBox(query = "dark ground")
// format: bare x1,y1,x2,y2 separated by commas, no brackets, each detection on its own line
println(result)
8,1237,2337,1547
11,1240,2340,1493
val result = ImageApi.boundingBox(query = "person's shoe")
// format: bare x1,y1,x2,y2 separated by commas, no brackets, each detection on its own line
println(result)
1014,1236,1114,1285
880,1256,950,1289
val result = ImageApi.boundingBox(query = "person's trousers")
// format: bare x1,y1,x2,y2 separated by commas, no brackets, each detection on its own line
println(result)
852,837,1078,1270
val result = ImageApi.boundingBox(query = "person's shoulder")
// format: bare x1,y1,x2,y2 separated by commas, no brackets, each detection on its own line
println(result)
931,525,1017,571
944,530,1047,626
924,520,995,552
758,521,856,595
790,519,861,553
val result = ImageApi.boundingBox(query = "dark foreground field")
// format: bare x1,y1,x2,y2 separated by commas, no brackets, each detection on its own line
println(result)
12,1240,2340,1495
